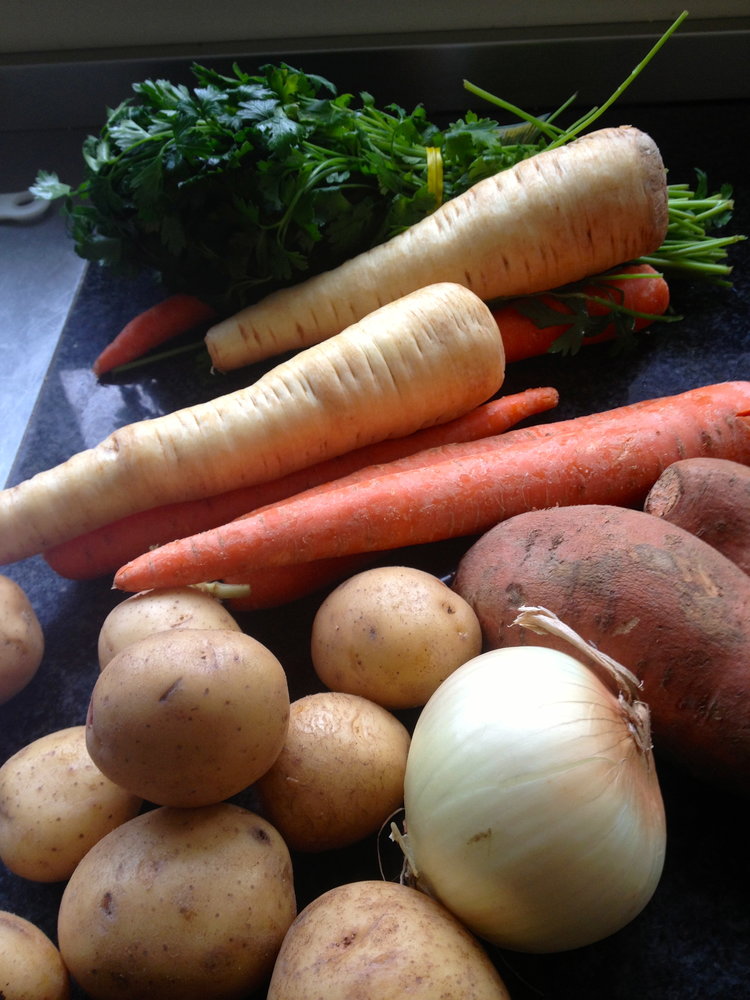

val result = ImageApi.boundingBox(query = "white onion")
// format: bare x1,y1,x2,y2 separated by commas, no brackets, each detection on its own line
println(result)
397,607,666,953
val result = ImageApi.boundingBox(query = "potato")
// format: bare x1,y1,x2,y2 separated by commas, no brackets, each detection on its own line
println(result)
98,586,241,669
0,725,142,882
0,574,44,703
86,628,289,807
57,802,296,1000
311,565,482,708
0,910,70,1000
256,691,410,852
267,880,510,999
453,503,750,795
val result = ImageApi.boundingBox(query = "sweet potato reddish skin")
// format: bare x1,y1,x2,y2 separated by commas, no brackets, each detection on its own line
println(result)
452,503,750,796
644,457,750,575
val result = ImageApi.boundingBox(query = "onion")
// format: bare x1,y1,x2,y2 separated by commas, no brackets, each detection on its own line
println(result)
396,606,666,953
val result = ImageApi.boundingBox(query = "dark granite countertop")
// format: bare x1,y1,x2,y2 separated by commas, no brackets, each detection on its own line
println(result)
0,66,748,999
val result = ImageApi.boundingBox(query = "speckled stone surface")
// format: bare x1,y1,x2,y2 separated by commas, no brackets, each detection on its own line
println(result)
1,99,748,999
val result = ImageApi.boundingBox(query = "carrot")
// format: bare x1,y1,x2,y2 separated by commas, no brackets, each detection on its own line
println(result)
43,388,557,580
204,126,668,371
0,283,505,566
217,553,380,612
92,294,217,376
494,264,670,363
114,382,750,592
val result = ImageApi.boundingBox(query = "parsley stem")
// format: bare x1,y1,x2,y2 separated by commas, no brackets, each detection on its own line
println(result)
545,10,690,146
459,84,565,140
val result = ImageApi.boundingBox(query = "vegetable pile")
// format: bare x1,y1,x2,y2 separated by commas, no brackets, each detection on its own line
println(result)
3,462,750,996
0,9,749,998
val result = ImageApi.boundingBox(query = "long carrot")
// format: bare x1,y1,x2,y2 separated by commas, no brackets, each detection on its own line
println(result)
0,283,505,566
216,553,380,612
43,388,557,580
114,382,750,592
495,264,670,363
204,126,668,371
93,294,217,376
69,396,564,593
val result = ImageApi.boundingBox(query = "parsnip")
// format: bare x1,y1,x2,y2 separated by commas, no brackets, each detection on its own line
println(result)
205,125,668,371
0,283,504,565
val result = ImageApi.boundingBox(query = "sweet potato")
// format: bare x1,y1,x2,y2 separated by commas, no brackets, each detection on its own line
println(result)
452,503,750,796
644,457,750,574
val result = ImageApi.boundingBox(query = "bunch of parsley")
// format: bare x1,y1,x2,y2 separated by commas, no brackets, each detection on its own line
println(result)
33,63,543,313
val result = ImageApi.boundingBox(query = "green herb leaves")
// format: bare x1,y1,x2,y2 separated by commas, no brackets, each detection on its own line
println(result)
32,63,538,313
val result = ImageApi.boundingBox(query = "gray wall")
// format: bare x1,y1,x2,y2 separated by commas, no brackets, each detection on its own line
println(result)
1,1,747,59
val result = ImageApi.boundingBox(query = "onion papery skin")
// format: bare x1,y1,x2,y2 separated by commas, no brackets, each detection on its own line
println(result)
401,646,666,953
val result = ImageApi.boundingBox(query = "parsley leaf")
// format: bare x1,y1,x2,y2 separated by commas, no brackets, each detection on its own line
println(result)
34,62,540,312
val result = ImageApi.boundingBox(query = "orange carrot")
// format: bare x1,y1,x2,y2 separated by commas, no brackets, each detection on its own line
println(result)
115,382,750,592
220,553,379,611
93,294,217,376
495,265,671,363
43,388,558,580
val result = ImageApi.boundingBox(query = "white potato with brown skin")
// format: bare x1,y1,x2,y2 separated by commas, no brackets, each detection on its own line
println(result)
0,574,44,703
58,803,296,1000
0,725,142,882
86,627,289,807
311,565,482,708
0,911,71,1000
256,691,410,852
267,880,510,1000
98,586,241,669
